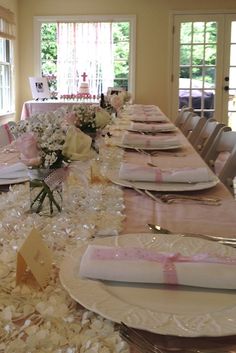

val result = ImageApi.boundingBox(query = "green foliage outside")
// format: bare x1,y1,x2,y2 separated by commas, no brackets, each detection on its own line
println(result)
41,22,130,92
179,21,217,85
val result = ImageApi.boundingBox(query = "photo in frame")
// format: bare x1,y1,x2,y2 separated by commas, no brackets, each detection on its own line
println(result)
107,87,124,96
29,77,50,100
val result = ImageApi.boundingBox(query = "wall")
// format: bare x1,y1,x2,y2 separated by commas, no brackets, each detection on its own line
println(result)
17,0,236,120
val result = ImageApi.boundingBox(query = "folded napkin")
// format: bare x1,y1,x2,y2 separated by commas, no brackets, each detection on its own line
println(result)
62,126,92,161
121,131,180,148
118,162,213,183
0,162,28,180
79,244,236,289
132,114,168,122
130,122,176,132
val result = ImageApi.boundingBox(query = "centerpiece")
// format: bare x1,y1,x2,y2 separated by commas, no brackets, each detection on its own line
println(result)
65,104,112,152
11,113,70,216
109,90,132,116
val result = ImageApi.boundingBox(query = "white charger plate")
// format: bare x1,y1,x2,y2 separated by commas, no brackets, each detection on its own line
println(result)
0,177,29,185
59,233,236,337
107,169,219,192
128,126,177,133
117,143,183,151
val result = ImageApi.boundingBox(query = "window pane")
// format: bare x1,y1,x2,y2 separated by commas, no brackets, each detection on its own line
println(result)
230,44,236,65
180,45,191,65
193,22,205,43
180,22,192,43
179,67,190,80
206,22,217,43
231,21,236,42
229,67,236,89
192,45,204,65
114,41,129,60
0,38,13,113
41,21,131,95
204,67,216,86
205,45,217,65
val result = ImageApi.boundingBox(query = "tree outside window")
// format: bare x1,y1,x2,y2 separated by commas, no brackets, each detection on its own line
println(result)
41,21,130,97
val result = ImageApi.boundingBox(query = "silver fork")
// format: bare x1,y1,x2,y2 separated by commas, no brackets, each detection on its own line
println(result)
147,223,236,246
144,192,221,206
119,323,229,353
119,322,164,353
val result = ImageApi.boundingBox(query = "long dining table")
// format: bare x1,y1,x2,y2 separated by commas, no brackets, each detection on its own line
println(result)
1,104,236,352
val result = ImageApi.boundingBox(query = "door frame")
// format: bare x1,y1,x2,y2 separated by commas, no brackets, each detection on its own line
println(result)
169,10,236,123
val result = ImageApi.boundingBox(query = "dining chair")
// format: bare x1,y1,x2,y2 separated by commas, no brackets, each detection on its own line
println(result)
204,129,236,175
193,119,228,158
218,145,236,196
0,122,15,148
174,106,194,128
181,114,206,141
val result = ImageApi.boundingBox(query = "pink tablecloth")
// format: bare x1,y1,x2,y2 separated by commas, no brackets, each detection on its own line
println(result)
122,132,236,237
119,126,236,353
21,99,99,119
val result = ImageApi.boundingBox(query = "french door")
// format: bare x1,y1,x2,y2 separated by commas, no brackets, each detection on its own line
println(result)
171,14,236,130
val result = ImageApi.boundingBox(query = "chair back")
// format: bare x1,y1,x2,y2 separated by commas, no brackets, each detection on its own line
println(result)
175,106,194,128
219,145,236,196
193,119,226,157
0,123,15,148
182,115,206,141
204,129,236,173
176,111,195,132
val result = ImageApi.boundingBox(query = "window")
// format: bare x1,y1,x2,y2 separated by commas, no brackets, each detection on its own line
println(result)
34,16,136,98
0,37,14,114
0,5,15,115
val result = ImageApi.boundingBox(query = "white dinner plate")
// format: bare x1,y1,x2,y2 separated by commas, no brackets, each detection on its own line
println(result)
128,127,177,133
59,233,236,337
0,177,29,185
117,143,183,151
107,169,219,192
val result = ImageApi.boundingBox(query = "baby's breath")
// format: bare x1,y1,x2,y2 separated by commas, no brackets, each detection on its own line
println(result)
11,112,68,169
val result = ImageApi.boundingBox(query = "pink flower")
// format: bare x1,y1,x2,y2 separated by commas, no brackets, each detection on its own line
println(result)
65,112,78,125
110,94,123,111
15,133,42,167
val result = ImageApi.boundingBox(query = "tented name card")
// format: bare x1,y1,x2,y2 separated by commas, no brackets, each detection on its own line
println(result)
16,228,52,288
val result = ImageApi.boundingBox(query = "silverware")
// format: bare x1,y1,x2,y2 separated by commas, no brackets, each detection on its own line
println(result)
144,189,162,203
147,223,236,246
119,322,164,353
142,191,221,206
119,322,223,353
159,194,221,206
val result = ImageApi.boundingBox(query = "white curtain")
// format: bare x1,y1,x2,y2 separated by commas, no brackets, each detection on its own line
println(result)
57,22,114,96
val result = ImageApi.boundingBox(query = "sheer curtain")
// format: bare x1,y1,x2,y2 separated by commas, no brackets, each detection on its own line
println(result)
57,22,114,96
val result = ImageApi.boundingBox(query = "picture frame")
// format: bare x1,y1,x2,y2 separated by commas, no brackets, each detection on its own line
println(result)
29,77,50,100
107,87,124,96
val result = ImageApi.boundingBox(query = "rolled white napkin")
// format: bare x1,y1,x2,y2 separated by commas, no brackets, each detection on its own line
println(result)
79,244,236,289
121,131,180,149
132,114,168,122
130,122,176,132
0,162,28,179
118,162,213,183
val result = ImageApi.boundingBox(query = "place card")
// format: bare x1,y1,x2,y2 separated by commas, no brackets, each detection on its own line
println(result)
90,160,108,184
16,228,52,288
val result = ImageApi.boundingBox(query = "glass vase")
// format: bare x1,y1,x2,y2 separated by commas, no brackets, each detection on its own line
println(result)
28,168,63,217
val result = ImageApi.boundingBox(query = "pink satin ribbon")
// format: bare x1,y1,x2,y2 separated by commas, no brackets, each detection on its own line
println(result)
90,247,236,285
44,166,70,190
3,124,13,143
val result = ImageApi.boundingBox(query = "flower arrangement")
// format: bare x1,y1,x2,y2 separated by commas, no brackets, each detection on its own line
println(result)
11,112,69,169
109,91,132,115
65,104,111,134
11,112,70,215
